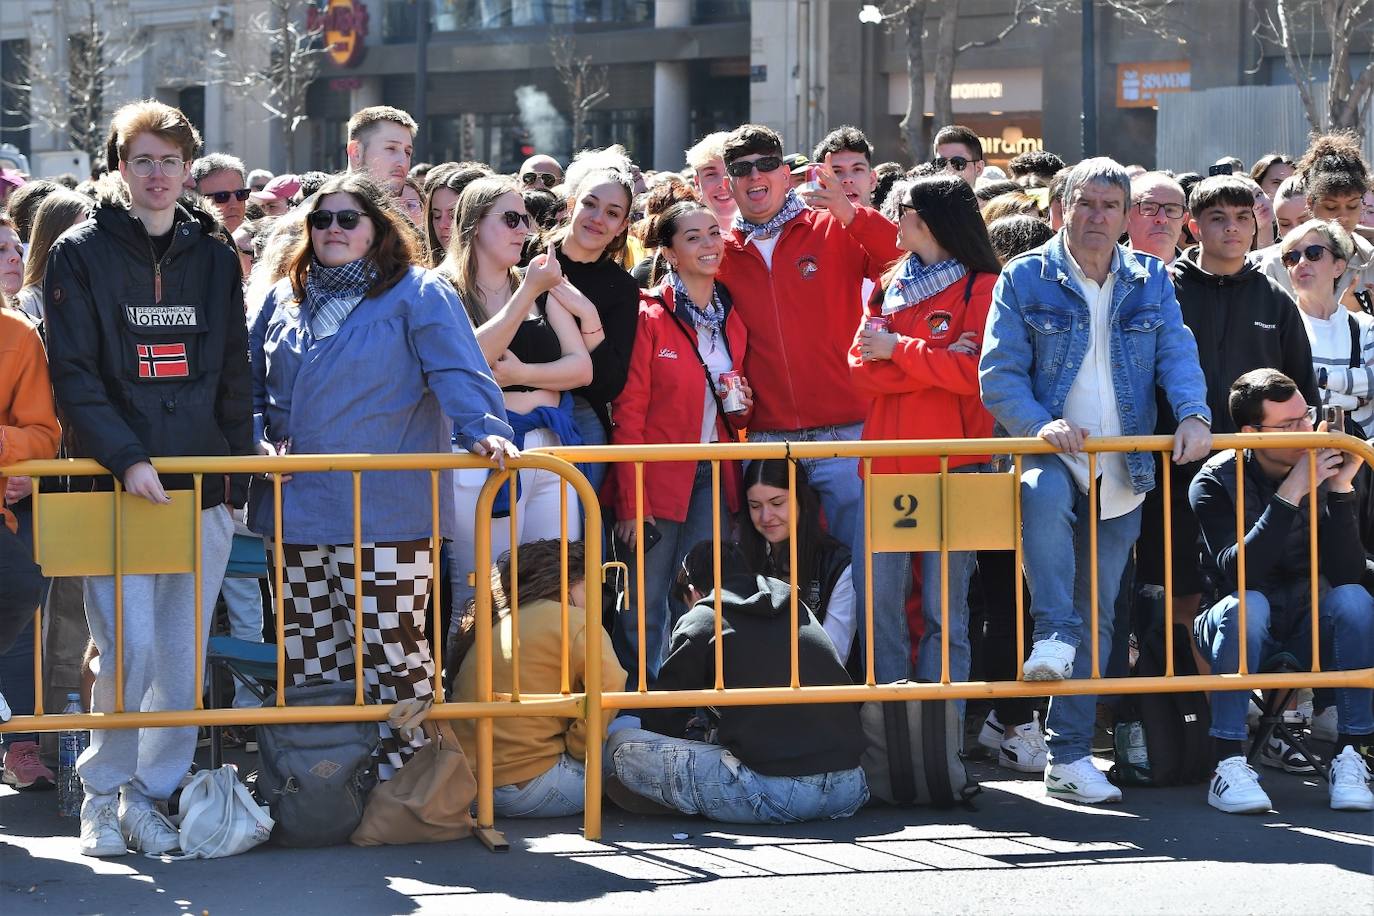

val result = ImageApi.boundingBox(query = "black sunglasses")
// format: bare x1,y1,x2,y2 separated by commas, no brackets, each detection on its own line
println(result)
499,210,532,230
520,171,558,189
308,209,367,231
932,156,973,172
208,188,252,204
1280,244,1335,267
725,156,785,178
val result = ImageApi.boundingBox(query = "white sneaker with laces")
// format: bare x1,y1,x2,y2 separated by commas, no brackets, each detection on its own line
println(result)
120,804,181,855
1044,756,1122,803
80,798,127,857
0,687,10,723
1260,734,1318,774
1208,756,1272,814
1024,635,1075,681
999,713,1049,773
978,710,1005,753
1329,746,1374,812
1310,706,1338,743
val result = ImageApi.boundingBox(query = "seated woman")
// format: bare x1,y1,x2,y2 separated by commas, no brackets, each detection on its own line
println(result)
736,459,858,676
451,539,626,818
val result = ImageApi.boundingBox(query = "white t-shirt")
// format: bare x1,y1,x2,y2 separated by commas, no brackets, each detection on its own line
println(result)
1301,306,1374,431
697,325,732,443
751,234,780,270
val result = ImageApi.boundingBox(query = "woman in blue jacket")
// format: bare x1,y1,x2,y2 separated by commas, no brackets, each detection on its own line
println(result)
251,173,515,780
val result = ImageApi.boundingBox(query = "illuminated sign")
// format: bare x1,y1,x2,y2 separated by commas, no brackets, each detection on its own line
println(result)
1117,61,1190,108
952,82,1003,101
308,0,370,69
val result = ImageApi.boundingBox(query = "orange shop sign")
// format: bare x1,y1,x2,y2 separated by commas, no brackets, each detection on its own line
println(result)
308,0,370,68
1116,61,1190,108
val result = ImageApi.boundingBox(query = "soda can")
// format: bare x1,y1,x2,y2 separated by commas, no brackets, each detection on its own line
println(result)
864,314,891,334
719,371,747,414
800,165,822,196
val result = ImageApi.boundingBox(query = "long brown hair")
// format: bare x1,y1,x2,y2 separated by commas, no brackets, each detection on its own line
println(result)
438,175,523,329
549,166,635,263
285,172,418,302
22,190,93,291
422,161,493,267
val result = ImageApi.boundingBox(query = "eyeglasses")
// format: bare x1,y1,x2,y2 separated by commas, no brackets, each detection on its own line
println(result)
499,210,532,230
237,247,256,262
1257,405,1318,431
932,156,973,173
207,188,252,205
308,209,368,231
725,156,785,178
520,171,558,189
1281,244,1335,268
126,156,187,178
1134,200,1185,219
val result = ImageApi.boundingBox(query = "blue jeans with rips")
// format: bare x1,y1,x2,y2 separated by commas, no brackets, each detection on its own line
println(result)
1019,454,1142,765
492,753,586,818
607,727,869,824
1195,584,1374,741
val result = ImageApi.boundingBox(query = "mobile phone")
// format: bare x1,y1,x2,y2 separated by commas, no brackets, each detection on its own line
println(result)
1208,164,1234,176
615,520,663,556
1324,405,1346,433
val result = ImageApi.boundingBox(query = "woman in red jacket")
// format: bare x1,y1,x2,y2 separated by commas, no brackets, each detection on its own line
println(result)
849,175,1001,694
607,199,753,683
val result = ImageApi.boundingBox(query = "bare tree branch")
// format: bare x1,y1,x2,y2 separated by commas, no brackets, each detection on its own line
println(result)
550,29,610,153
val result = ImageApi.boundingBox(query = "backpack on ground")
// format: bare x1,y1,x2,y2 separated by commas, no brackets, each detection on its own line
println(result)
859,690,977,807
1109,623,1212,787
253,678,379,847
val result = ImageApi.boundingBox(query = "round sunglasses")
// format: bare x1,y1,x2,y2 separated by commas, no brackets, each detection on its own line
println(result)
1280,244,1336,268
725,155,784,178
308,209,368,231
207,188,252,204
497,210,532,230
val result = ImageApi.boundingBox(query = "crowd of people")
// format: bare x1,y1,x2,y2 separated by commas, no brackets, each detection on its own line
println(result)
1,96,1373,855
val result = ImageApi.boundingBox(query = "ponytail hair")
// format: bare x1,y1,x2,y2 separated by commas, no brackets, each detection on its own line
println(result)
645,199,713,286
1297,131,1370,203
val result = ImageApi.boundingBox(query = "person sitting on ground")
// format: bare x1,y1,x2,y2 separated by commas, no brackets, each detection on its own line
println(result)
1190,369,1374,814
605,541,868,823
451,539,626,818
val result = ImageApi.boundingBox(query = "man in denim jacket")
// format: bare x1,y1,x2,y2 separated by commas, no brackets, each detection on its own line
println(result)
979,158,1212,804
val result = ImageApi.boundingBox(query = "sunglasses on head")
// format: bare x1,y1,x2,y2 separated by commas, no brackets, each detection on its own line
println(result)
498,210,532,230
1280,244,1335,267
725,155,785,178
521,171,558,189
207,188,252,204
308,209,367,231
932,155,973,172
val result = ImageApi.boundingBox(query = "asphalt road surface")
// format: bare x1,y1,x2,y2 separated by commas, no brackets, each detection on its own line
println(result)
2,749,1370,916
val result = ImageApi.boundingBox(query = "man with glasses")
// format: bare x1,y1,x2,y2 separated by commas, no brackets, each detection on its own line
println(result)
44,100,252,858
716,123,899,553
1126,172,1188,265
1190,368,1374,814
518,153,563,190
190,153,250,233
932,125,985,187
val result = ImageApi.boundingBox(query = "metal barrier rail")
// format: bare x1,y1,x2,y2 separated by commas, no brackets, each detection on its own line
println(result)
4,433,1373,844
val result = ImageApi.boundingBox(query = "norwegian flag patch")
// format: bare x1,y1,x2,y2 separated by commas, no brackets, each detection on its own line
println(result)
136,342,190,379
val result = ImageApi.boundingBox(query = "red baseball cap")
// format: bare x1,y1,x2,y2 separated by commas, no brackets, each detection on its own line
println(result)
249,174,300,203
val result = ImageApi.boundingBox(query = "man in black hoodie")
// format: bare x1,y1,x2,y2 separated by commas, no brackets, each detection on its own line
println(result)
1137,176,1319,629
606,542,868,823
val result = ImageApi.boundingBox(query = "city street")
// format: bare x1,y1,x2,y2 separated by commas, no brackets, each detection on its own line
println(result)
3,752,1371,915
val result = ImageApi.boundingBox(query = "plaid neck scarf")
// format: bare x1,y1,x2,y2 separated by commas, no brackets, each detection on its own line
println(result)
670,270,725,345
305,256,378,339
881,256,967,316
733,189,807,242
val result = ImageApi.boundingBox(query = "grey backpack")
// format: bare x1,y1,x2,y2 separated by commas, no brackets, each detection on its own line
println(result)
253,679,379,847
859,691,977,807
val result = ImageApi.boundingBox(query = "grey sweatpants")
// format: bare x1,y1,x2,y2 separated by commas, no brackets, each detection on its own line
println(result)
78,505,234,805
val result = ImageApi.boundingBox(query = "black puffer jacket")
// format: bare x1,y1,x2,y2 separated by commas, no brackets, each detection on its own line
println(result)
44,201,252,508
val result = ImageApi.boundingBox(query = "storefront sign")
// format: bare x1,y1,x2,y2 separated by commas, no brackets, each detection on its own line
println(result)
1117,61,1190,108
888,68,1042,117
308,0,370,68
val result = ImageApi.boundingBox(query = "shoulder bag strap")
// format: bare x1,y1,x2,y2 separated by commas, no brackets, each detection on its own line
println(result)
657,293,733,428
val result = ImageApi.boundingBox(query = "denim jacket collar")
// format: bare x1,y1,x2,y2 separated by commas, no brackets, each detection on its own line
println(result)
1039,232,1150,307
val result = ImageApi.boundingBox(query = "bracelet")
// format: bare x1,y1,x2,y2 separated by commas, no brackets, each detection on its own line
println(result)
581,325,603,335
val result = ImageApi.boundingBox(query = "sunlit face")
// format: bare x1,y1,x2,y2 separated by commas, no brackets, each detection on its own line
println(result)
1192,204,1255,265
747,483,791,546
935,142,984,186
309,192,375,267
896,201,928,252
1066,180,1129,259
1258,162,1295,199
197,168,248,232
430,187,460,251
825,151,876,208
0,224,23,297
728,153,791,224
260,197,290,217
1125,182,1186,261
1283,228,1347,300
663,210,722,280
350,122,413,194
1363,191,1374,229
399,183,424,225
1274,195,1309,236
231,225,255,283
1313,191,1363,234
475,191,531,272
1242,390,1314,468
693,158,737,223
567,181,630,258
119,132,188,217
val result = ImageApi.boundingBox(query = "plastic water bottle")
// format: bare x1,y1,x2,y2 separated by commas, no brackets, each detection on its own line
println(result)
57,693,88,817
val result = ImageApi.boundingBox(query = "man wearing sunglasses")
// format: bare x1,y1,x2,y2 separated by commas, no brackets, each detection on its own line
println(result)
715,123,899,554
518,153,563,190
932,125,986,187
190,153,250,233
44,100,252,858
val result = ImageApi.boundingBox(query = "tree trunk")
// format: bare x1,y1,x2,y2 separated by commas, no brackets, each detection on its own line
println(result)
932,0,959,136
898,1,929,164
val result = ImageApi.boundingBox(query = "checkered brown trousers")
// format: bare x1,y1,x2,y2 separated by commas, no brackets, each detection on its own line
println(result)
277,540,436,781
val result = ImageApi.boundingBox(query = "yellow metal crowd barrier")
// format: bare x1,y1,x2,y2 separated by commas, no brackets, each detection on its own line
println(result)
3,433,1373,844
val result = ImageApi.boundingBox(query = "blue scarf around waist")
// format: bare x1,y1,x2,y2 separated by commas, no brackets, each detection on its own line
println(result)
470,392,585,517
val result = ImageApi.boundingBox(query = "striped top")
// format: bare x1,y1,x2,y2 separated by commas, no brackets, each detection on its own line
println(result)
1300,305,1374,431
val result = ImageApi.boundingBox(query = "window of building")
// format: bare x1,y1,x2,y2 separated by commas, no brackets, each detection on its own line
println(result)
583,108,652,163
427,1,653,32
0,39,30,160
692,0,749,23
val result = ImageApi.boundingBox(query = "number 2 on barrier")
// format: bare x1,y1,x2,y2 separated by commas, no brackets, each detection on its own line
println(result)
868,473,1017,553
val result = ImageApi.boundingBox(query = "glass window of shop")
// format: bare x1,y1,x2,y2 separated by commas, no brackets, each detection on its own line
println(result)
428,0,653,31
691,0,748,22
424,108,650,173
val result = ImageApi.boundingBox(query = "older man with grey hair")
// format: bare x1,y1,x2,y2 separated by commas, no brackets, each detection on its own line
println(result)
980,157,1212,805
190,153,249,232
1126,171,1188,264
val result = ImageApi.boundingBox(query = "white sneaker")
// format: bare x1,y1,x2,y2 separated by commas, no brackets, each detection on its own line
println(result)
999,713,1049,774
1208,756,1272,814
1246,698,1262,732
0,687,10,723
1329,746,1374,812
1024,635,1075,681
1311,706,1338,743
120,804,181,855
978,710,1005,753
1260,735,1318,774
80,799,127,857
1045,756,1122,804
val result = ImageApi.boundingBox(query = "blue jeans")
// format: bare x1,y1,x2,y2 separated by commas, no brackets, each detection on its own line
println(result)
748,423,864,552
572,397,608,496
492,753,585,818
1195,585,1374,741
1019,454,1142,763
608,727,869,824
615,462,718,688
